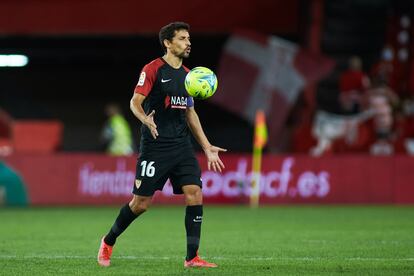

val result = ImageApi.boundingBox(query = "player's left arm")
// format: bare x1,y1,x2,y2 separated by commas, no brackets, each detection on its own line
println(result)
186,106,227,172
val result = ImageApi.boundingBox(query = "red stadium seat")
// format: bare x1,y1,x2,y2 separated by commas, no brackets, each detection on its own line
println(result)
12,121,63,153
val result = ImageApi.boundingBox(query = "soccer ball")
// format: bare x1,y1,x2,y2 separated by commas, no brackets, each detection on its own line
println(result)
185,66,218,99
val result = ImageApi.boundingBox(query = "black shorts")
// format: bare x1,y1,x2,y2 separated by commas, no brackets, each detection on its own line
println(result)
133,147,202,196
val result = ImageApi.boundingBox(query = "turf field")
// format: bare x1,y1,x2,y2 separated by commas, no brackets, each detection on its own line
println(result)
0,206,413,275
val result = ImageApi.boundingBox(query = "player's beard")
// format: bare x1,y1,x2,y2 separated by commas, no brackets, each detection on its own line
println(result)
173,47,190,59
177,50,190,59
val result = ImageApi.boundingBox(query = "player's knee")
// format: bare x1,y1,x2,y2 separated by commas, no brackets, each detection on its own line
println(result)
129,196,151,214
184,186,202,205
130,201,149,214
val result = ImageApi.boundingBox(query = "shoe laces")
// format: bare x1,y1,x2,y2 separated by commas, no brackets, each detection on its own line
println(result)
194,256,207,264
101,245,111,259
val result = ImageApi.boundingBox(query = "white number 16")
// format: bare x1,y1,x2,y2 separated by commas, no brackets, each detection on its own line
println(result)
140,161,155,177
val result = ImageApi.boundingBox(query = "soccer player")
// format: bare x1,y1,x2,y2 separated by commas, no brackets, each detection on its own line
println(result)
97,22,226,268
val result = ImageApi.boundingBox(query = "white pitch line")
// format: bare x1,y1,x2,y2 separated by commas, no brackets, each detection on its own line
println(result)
0,255,413,262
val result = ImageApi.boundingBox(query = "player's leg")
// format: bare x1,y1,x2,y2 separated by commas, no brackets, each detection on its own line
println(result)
182,185,217,268
98,195,152,267
169,149,217,268
104,195,152,245
182,184,203,259
98,152,171,266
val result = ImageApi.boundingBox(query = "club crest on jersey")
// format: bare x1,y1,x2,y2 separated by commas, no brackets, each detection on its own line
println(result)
137,72,146,86
170,96,188,109
135,179,142,189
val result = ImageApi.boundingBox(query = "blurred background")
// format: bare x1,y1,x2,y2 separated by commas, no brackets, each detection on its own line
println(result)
1,0,414,206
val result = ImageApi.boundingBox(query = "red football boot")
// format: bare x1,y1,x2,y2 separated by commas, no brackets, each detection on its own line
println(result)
97,237,113,267
184,254,217,268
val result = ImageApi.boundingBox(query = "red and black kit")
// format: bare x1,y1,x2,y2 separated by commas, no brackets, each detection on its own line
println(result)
133,57,201,196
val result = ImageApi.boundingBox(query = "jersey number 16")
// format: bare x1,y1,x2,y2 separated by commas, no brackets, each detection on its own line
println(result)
140,161,155,177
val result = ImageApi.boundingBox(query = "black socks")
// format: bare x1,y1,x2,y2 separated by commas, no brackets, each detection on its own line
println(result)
103,203,203,261
185,205,203,261
104,204,139,246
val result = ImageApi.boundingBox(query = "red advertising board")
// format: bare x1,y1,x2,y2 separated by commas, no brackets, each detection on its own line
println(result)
3,154,414,205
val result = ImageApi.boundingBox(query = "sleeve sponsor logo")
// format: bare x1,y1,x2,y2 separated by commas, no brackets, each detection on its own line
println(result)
137,72,146,86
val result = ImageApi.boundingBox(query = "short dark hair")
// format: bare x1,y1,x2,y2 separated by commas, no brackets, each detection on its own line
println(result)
159,22,190,53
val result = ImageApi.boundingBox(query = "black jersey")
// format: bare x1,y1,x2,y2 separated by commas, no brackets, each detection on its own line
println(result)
134,58,194,152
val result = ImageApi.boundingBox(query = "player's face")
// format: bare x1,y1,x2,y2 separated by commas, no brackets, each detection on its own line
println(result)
169,30,191,59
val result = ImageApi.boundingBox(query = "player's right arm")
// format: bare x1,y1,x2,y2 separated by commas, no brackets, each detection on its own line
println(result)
130,94,158,139
130,62,160,139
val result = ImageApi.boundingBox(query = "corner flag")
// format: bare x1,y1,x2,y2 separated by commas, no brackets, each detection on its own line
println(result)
250,110,267,208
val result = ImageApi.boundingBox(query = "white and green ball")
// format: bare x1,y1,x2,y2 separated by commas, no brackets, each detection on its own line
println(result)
185,66,218,99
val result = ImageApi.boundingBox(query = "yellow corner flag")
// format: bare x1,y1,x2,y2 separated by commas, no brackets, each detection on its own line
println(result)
250,110,268,208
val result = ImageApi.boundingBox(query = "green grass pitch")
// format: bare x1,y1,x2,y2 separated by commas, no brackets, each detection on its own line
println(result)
0,206,413,275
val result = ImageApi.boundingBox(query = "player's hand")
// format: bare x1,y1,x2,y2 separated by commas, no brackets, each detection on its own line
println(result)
144,110,158,139
204,145,227,172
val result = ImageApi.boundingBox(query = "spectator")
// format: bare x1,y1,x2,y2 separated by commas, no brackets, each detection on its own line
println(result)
101,103,134,156
339,56,370,114
398,96,414,154
367,85,398,155
370,46,396,91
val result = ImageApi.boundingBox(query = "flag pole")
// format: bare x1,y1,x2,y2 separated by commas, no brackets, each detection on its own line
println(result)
250,146,262,208
250,110,267,208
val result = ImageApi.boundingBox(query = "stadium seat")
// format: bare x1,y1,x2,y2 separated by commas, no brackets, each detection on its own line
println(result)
12,120,63,153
